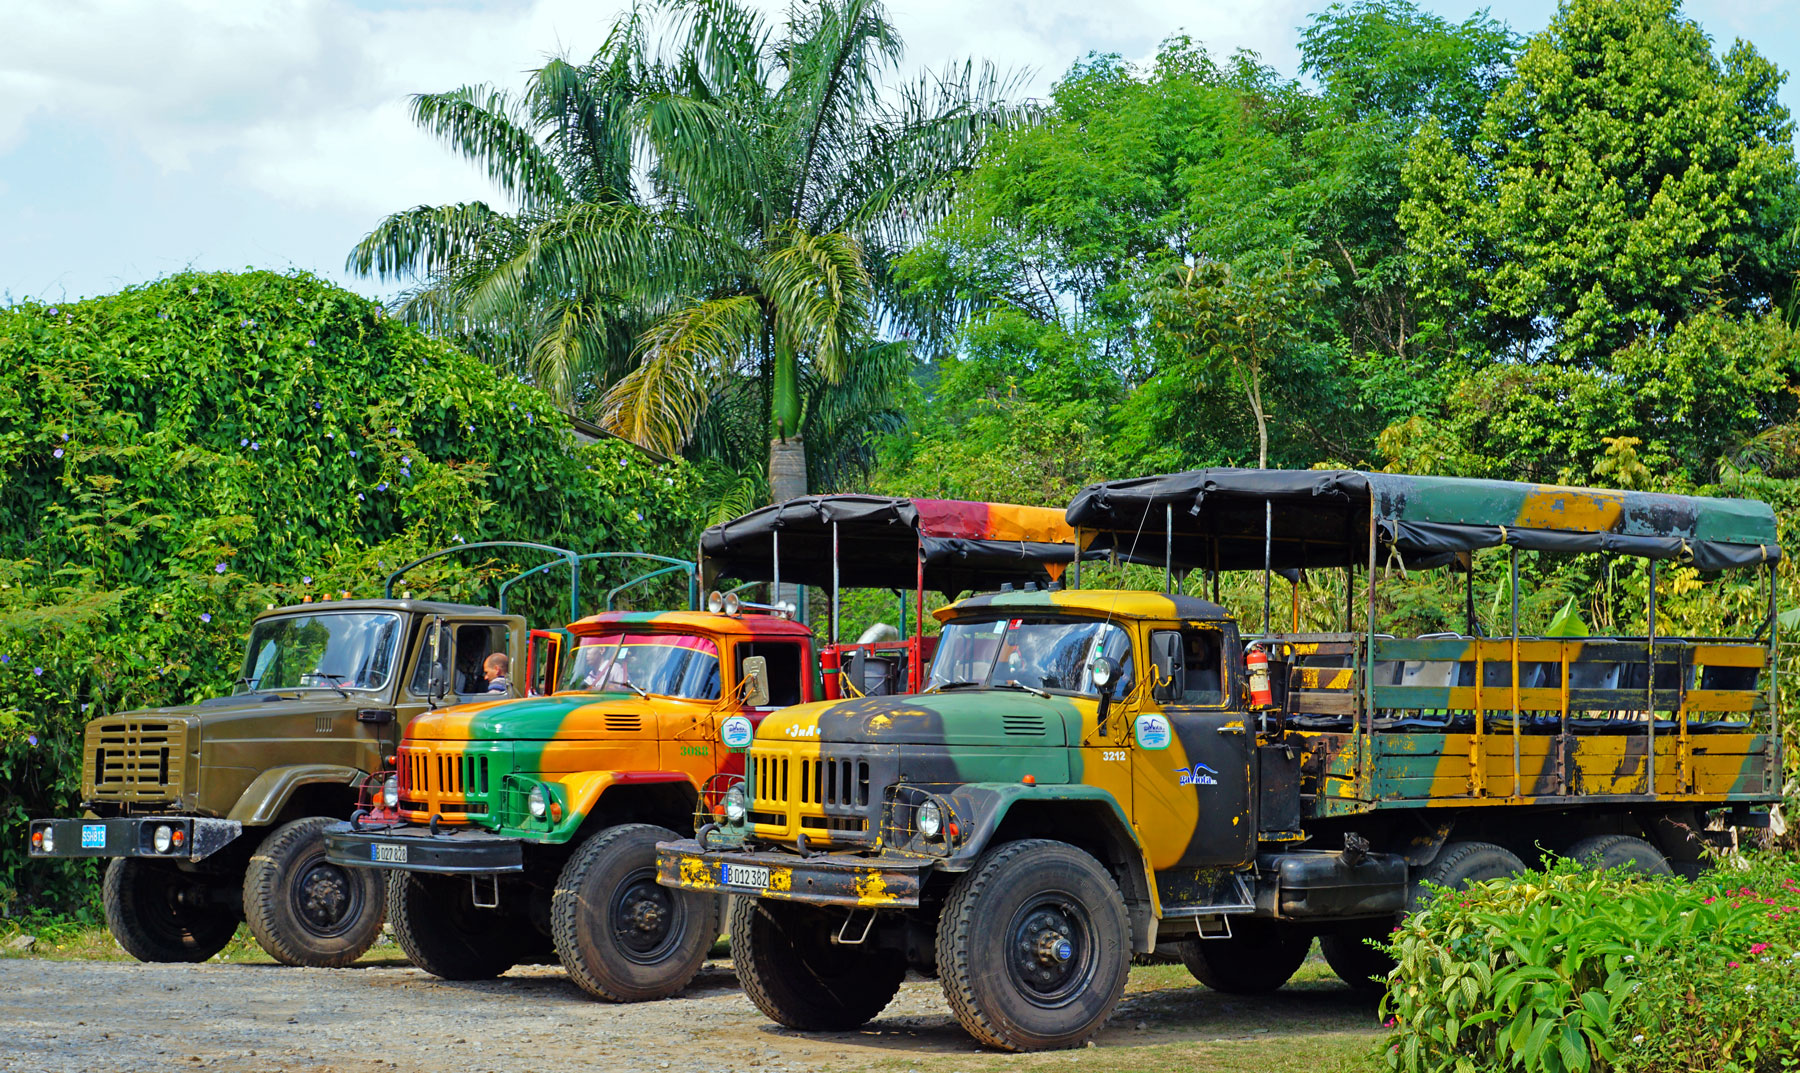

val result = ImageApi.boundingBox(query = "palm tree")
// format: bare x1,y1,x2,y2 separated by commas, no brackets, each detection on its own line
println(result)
348,0,1020,500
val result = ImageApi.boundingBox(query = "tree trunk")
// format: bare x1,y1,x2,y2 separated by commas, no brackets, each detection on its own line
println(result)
768,334,809,612
1245,358,1268,469
767,436,808,614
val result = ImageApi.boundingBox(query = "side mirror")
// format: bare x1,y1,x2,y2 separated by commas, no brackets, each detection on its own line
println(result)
1091,656,1118,738
741,655,770,708
425,619,452,704
1150,632,1184,704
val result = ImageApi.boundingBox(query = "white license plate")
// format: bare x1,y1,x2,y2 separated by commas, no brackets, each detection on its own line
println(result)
724,863,769,889
81,824,105,849
371,843,408,864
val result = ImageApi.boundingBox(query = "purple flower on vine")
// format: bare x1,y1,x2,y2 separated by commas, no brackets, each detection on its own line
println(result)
401,456,410,466
52,448,63,459
214,562,227,574
302,576,313,585
388,427,399,435
199,613,212,623
33,667,43,676
46,307,58,316
400,469,410,478
356,493,365,501
250,442,260,451
26,735,37,747
349,450,358,458
240,438,249,447
306,339,316,348
60,433,69,441
0,655,9,664
376,482,388,492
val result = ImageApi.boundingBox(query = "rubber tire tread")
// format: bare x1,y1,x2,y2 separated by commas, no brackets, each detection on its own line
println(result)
936,839,1130,1052
243,816,385,967
550,823,719,1002
1565,834,1672,876
387,870,517,980
103,857,239,963
730,896,905,1031
1180,920,1311,994
1319,925,1395,996
1408,840,1527,912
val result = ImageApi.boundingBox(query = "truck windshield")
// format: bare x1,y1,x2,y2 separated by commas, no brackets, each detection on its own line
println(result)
928,617,1134,697
561,632,721,700
238,612,402,693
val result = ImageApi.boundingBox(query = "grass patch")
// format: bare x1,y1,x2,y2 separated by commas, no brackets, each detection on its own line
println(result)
0,916,408,966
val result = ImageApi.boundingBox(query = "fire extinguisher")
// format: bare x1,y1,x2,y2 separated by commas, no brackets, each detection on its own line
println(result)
1246,644,1273,708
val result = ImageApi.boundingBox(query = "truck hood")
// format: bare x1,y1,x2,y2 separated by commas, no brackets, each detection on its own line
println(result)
108,695,362,733
758,690,1078,747
404,690,701,742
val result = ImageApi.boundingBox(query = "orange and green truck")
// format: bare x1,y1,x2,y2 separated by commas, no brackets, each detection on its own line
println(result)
658,470,1784,1051
325,495,1089,1001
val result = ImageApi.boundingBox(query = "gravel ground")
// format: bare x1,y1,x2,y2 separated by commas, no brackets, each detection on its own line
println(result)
0,953,1378,1073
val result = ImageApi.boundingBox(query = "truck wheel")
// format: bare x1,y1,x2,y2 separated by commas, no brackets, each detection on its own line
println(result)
1565,835,1672,876
103,857,239,963
937,839,1130,1052
1409,841,1526,911
1319,922,1396,996
551,824,720,1002
243,817,385,967
388,871,517,980
1179,920,1311,994
731,896,905,1031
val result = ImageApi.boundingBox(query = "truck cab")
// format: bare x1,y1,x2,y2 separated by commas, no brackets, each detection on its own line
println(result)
325,608,816,1001
28,596,534,966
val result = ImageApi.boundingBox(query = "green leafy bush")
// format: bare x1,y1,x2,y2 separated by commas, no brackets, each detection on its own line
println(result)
0,270,704,912
1382,855,1800,1072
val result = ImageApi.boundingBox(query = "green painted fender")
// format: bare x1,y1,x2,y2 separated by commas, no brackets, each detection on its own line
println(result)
227,764,365,826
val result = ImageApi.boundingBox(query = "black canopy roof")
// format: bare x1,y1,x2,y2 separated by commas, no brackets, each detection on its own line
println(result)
1066,469,1781,573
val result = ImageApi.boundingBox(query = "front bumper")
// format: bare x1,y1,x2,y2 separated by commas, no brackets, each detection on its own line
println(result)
323,821,525,874
655,838,932,908
27,816,241,862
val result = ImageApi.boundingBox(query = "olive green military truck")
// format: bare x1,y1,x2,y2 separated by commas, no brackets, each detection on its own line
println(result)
25,542,589,966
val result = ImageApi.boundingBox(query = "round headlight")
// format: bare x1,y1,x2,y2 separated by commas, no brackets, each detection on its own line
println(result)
723,785,748,824
152,825,173,854
39,827,54,854
1090,656,1116,690
382,775,400,809
917,800,943,840
528,784,549,819
707,590,726,614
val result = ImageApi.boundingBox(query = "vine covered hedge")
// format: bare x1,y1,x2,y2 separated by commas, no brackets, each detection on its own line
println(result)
1382,854,1800,1072
0,270,703,911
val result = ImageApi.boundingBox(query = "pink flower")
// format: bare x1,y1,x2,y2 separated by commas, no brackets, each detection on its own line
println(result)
1729,961,1741,968
1704,897,1716,904
1751,944,1770,955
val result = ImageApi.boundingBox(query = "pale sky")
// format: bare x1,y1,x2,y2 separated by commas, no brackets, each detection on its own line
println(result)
2,0,1795,304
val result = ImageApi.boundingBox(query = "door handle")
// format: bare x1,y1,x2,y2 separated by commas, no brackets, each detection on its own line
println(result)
1216,725,1246,736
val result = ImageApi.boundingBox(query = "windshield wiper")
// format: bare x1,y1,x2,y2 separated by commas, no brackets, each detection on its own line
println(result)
926,680,985,693
996,680,1051,699
301,672,351,698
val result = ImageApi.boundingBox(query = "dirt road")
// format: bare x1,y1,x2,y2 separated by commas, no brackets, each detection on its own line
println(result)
0,952,1378,1073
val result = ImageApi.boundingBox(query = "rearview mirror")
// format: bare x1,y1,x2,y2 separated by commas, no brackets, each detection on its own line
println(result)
1150,631,1184,704
741,655,770,707
425,619,451,704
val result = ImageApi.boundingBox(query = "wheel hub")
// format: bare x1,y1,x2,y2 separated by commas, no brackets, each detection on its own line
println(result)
1010,904,1086,1000
295,863,355,932
610,869,684,964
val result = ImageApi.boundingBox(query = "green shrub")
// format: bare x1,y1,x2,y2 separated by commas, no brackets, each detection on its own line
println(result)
1382,855,1800,1073
0,270,705,913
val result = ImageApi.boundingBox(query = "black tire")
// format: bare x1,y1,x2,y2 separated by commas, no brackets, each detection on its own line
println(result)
388,870,517,980
937,839,1130,1052
1409,840,1526,912
242,817,385,967
1179,919,1311,994
551,824,719,1002
1564,834,1672,876
103,857,239,963
1319,922,1396,996
731,896,906,1031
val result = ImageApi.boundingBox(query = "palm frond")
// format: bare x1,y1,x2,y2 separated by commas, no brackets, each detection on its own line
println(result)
598,294,764,453
759,227,872,381
409,87,569,211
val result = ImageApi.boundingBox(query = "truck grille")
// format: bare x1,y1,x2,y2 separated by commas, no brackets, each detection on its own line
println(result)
86,719,186,805
748,745,871,841
398,744,493,820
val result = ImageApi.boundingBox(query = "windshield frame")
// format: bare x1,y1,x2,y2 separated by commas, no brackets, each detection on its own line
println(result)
236,610,405,695
558,629,724,702
926,613,1136,699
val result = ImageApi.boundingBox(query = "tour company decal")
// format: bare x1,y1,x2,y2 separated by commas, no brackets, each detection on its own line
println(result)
1134,713,1171,750
1178,763,1219,787
720,715,755,748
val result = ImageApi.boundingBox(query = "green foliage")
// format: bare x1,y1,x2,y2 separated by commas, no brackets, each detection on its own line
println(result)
1401,0,1800,361
0,270,703,912
1381,856,1800,1072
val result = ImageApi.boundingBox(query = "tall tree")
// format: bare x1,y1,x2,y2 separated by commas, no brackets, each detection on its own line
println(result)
1401,0,1800,361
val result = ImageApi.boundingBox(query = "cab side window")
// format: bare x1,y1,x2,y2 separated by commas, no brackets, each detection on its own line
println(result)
453,624,511,696
1149,627,1225,706
737,642,804,707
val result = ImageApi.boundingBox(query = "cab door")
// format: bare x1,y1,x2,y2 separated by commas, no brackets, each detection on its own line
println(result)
1129,622,1253,870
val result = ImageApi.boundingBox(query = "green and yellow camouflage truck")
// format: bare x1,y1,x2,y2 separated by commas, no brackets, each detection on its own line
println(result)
323,496,1089,1001
658,469,1784,1051
25,542,588,966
